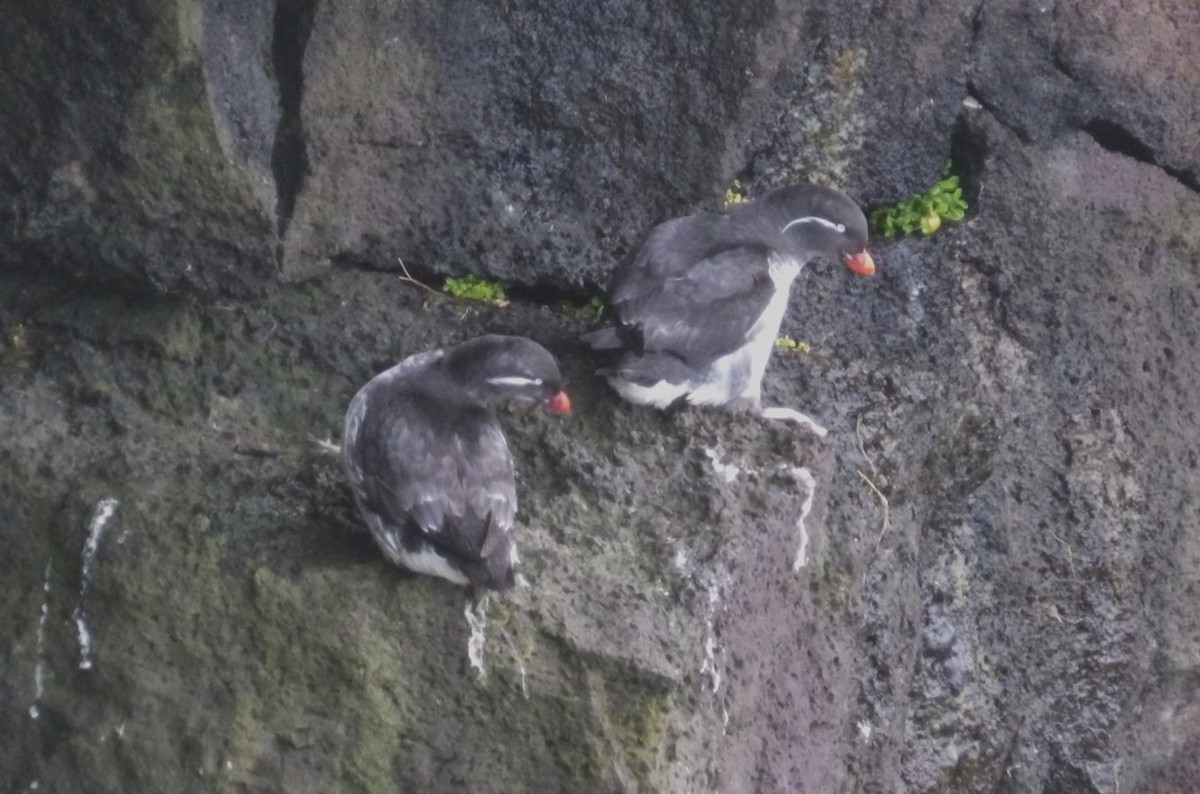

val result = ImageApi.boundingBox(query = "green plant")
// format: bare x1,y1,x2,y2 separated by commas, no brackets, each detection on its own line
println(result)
775,336,812,354
552,295,606,320
724,179,748,207
871,163,968,238
442,275,508,304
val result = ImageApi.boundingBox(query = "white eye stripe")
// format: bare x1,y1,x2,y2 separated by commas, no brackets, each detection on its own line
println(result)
781,216,845,234
487,376,543,387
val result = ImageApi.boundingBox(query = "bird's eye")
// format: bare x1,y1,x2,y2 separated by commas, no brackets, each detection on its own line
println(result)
836,223,846,233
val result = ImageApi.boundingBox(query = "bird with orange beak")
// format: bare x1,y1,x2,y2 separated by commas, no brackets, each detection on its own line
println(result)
582,183,874,437
342,335,571,590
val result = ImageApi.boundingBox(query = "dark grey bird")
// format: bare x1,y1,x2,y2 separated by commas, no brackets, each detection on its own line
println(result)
582,183,874,436
342,335,571,590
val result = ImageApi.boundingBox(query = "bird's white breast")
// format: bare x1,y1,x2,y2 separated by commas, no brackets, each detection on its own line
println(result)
743,254,801,393
687,254,801,406
606,254,802,409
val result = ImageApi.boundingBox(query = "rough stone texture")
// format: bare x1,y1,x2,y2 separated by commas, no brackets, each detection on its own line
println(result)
2,0,1200,792
972,0,1200,189
0,1,279,296
281,0,778,288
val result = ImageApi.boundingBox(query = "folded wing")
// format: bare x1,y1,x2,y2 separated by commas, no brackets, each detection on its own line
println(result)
610,240,778,367
359,397,517,564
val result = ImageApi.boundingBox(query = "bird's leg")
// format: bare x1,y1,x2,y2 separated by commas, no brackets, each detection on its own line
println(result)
756,406,829,437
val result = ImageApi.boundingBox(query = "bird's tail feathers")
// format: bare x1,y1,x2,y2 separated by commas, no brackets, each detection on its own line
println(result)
580,327,623,350
613,352,694,386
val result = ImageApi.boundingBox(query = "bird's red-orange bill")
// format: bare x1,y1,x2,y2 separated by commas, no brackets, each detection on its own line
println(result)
545,391,572,414
844,250,876,276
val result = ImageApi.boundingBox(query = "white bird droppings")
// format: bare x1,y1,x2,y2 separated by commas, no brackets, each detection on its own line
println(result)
704,446,741,484
788,467,817,571
465,596,490,681
31,560,51,719
699,584,724,694
75,497,119,671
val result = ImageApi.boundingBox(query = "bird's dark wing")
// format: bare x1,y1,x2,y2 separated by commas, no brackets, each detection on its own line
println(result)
358,395,516,563
610,242,780,366
610,215,736,287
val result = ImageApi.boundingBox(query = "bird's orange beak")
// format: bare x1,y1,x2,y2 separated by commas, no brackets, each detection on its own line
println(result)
544,391,572,414
844,249,876,277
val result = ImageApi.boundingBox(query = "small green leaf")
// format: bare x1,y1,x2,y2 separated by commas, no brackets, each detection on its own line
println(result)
870,163,970,238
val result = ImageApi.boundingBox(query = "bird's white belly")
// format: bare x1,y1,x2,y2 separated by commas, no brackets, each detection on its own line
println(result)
609,255,800,410
685,349,752,406
689,255,799,406
609,377,691,408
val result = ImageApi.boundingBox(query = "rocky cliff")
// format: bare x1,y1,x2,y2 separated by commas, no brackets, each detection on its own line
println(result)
2,1,1199,792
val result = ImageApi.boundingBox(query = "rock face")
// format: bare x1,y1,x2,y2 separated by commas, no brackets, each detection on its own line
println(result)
0,1,281,296
2,1,1199,792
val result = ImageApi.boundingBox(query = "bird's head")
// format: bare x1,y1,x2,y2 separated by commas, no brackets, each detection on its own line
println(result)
446,335,572,413
758,184,875,276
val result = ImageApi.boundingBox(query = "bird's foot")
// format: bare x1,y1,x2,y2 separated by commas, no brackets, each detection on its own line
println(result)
758,406,829,437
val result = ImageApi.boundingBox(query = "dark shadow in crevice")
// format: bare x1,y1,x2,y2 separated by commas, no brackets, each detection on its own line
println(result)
1082,118,1199,193
950,111,990,212
270,0,318,241
331,253,606,309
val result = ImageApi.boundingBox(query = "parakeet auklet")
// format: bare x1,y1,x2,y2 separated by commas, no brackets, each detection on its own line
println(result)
342,335,571,590
582,183,874,436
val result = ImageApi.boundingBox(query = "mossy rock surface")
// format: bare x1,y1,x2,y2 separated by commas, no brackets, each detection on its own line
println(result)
3,1,1200,792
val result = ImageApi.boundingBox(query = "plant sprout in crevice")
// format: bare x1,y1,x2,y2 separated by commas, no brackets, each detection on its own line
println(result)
871,162,968,237
443,275,509,305
724,179,748,208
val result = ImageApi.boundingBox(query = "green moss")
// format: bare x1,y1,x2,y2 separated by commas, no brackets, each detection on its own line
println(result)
794,47,868,185
579,657,672,785
603,681,671,779
872,163,969,238
443,275,509,303
775,336,811,354
248,565,419,792
226,696,270,779
3,268,772,791
724,179,748,207
812,561,853,617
